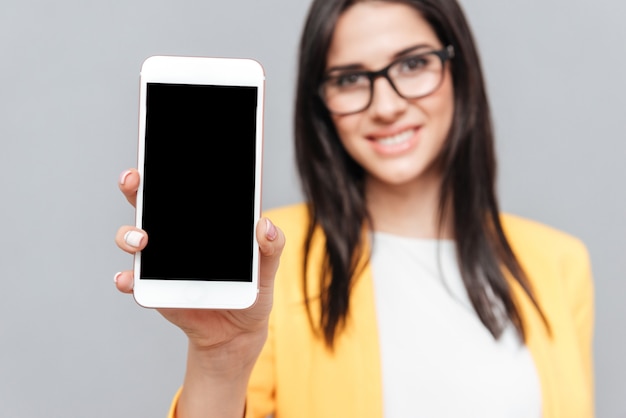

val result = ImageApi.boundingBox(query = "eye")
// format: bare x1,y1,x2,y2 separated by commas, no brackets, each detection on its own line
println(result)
397,54,432,74
328,72,369,89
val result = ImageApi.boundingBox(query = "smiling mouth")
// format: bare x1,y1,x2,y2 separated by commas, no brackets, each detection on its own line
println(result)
374,129,416,146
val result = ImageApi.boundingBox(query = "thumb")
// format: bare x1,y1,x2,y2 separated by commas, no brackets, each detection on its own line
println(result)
256,217,285,295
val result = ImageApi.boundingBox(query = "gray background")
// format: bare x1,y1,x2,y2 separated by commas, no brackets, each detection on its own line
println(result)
0,0,623,417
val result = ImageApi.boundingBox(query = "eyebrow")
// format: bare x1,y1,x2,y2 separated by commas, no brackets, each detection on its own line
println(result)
325,43,435,73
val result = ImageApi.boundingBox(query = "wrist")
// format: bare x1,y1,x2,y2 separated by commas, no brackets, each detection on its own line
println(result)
187,328,267,377
176,331,266,418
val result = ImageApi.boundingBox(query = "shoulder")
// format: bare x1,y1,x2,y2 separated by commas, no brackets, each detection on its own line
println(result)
500,213,593,312
500,213,589,261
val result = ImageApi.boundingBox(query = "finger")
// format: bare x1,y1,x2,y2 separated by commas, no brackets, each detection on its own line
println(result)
115,226,149,254
113,270,134,294
118,168,140,208
256,217,285,295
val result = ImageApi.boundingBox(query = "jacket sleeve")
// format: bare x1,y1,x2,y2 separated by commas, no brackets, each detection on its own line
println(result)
166,387,181,418
562,238,595,398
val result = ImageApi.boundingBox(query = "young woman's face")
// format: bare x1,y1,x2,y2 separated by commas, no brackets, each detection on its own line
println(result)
326,1,454,188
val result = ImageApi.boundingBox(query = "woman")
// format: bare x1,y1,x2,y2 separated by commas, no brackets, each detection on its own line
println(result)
115,0,594,417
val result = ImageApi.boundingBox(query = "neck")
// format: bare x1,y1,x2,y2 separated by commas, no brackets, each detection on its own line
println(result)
365,173,453,239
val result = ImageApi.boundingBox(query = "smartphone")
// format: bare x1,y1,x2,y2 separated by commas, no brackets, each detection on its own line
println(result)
132,55,265,309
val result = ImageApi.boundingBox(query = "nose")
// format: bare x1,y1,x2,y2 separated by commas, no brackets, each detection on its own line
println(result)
367,76,408,120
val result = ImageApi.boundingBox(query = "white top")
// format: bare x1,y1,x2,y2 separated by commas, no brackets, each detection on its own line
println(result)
370,232,541,418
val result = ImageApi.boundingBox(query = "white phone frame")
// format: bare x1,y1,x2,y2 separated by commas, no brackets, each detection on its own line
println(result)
133,55,265,310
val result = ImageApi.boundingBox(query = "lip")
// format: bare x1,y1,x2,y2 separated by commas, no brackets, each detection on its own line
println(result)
367,126,421,156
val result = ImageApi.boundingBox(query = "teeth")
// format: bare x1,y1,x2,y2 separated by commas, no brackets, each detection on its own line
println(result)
377,129,414,145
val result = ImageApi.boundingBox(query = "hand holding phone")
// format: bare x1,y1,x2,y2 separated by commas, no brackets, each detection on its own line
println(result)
115,170,285,414
132,55,265,310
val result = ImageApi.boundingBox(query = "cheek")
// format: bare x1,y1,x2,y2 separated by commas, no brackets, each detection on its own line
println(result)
427,80,455,141
332,114,362,152
439,97,454,139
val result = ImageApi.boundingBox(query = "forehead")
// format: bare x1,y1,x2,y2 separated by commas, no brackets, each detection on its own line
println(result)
326,2,441,69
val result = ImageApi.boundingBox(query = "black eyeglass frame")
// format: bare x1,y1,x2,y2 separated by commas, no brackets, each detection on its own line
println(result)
319,45,455,116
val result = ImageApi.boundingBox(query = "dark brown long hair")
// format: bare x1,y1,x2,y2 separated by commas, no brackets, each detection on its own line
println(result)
294,0,547,348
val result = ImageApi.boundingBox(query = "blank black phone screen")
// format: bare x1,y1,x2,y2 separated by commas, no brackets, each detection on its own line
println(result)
140,82,258,281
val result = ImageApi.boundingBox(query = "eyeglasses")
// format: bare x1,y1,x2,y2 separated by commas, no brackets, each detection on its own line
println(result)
319,45,454,116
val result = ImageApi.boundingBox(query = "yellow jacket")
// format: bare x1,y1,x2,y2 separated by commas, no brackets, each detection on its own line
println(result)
169,203,595,418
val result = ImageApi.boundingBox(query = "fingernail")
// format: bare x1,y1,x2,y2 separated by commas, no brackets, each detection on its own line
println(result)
119,170,132,185
265,218,277,241
124,230,144,247
114,272,122,284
